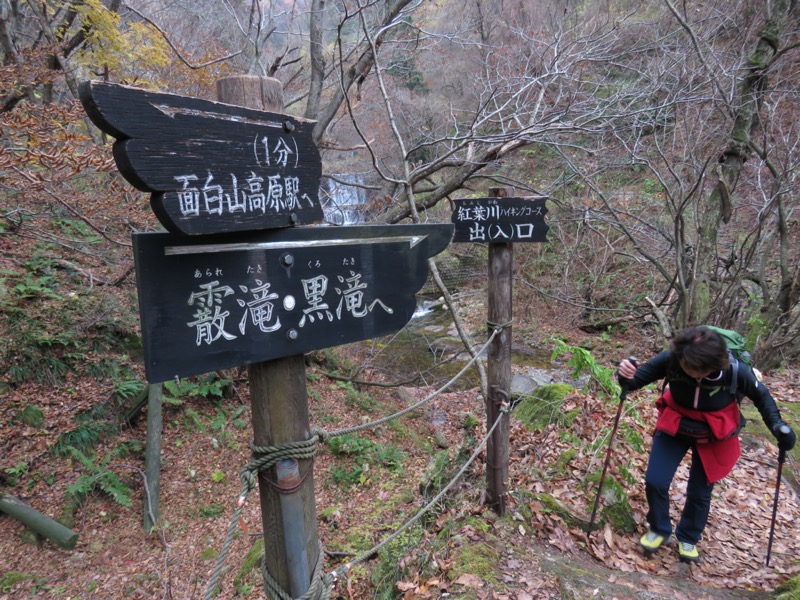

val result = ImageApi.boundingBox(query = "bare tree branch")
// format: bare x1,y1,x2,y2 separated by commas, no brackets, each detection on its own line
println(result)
124,4,243,69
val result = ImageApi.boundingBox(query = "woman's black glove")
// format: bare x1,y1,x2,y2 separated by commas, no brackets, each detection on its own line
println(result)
773,422,796,451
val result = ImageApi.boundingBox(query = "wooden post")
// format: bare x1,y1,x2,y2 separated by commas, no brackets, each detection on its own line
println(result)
143,383,162,531
248,357,318,596
485,186,513,516
217,75,320,598
0,495,78,549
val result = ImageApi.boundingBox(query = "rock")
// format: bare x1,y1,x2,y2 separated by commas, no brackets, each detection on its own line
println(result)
511,374,538,399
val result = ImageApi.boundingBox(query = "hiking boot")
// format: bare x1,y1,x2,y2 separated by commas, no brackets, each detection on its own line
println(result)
678,541,701,564
639,530,666,554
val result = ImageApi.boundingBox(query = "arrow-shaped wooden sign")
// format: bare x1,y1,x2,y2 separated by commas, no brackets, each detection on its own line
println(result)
133,223,454,382
79,80,323,235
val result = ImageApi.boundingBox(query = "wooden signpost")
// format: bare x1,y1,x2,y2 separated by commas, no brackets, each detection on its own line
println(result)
451,191,549,516
451,196,548,243
132,224,452,382
79,81,323,235
81,77,453,599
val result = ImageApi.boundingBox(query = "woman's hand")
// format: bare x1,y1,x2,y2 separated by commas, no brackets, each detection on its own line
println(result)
618,358,638,381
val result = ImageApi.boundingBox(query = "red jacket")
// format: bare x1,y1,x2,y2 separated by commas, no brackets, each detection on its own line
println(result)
655,389,741,483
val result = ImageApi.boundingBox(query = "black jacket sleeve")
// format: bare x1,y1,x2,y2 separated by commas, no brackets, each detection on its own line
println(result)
625,351,670,391
735,363,783,431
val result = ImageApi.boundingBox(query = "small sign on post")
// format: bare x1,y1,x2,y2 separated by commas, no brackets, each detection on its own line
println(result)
451,192,549,516
450,196,548,243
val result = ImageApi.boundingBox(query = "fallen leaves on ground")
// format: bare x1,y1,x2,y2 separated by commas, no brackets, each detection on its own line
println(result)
506,385,800,593
1,359,799,598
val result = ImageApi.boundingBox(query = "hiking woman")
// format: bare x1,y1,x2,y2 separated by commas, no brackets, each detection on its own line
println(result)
617,326,796,563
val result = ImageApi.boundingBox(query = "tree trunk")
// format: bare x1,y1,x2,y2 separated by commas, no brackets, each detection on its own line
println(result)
686,0,793,326
304,0,326,121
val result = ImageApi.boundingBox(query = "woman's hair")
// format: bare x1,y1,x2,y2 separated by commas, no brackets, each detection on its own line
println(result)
670,326,730,373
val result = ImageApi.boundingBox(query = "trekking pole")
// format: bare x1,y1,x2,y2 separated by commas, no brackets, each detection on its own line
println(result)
589,357,638,532
765,425,790,567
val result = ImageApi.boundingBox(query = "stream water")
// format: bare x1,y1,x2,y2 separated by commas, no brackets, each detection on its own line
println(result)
350,296,559,393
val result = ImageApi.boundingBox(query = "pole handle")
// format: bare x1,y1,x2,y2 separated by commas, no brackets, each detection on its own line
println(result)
618,356,639,396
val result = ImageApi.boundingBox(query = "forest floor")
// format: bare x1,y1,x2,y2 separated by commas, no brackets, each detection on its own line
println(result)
1,278,800,600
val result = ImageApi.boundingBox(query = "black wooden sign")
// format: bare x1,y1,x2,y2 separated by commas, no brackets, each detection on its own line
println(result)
451,197,548,243
79,81,323,235
133,224,454,382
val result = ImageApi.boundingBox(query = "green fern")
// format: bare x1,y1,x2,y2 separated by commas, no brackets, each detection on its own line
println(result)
16,405,44,428
64,445,139,508
183,408,206,432
114,379,143,399
164,373,231,403
551,338,619,401
51,421,115,457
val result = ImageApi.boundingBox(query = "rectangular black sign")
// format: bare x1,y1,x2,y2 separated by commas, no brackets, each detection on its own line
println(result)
133,224,453,382
451,197,548,243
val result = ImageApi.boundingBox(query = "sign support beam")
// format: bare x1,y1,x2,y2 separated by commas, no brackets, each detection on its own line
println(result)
219,75,320,598
485,187,513,516
450,188,548,515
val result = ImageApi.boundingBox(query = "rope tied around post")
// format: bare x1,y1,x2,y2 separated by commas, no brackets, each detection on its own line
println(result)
486,319,513,332
261,542,334,600
206,331,504,599
490,385,511,409
205,435,320,600
244,437,318,495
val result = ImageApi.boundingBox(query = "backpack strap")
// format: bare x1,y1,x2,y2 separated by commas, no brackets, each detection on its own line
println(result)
729,352,739,399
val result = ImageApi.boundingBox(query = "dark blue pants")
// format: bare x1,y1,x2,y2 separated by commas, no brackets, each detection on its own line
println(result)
644,431,714,544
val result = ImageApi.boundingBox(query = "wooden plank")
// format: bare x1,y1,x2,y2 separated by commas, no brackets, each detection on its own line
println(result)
78,80,323,234
132,222,453,383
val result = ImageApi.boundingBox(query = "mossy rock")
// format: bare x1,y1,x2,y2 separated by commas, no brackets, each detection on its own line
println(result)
533,492,592,531
525,478,635,534
740,402,798,494
586,473,636,534
447,539,500,584
514,383,576,431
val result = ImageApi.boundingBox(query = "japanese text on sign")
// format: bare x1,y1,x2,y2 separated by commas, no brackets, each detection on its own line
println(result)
133,225,454,382
186,262,393,347
78,80,324,234
451,197,549,243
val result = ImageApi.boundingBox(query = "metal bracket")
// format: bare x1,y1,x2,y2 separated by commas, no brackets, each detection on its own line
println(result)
490,385,511,410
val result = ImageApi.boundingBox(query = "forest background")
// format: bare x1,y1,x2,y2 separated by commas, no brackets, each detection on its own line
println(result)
2,0,800,598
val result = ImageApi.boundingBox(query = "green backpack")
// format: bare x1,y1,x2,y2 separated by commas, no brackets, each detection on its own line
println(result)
673,326,754,440
704,325,753,398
